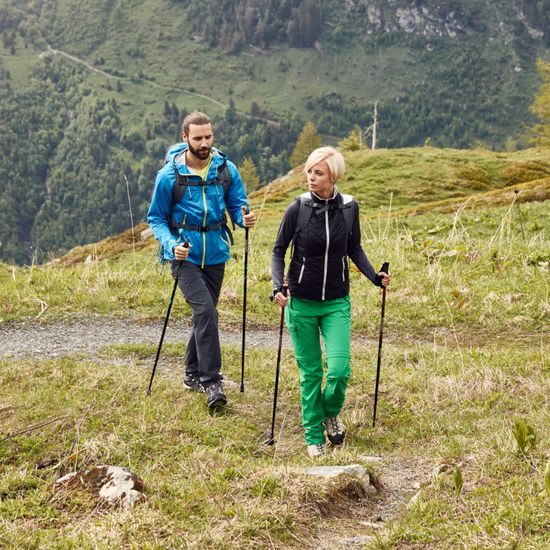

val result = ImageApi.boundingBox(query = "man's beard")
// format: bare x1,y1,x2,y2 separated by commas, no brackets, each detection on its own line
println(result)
187,142,211,161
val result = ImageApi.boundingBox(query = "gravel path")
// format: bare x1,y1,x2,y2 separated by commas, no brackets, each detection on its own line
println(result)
0,317,294,359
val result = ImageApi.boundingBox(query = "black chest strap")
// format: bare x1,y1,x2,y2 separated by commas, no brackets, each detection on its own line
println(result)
169,160,235,244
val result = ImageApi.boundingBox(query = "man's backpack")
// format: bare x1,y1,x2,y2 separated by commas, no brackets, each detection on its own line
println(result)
164,143,235,243
292,192,355,246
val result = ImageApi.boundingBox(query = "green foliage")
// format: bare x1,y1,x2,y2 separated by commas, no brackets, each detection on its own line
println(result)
306,38,538,149
339,125,364,152
0,56,79,265
512,420,537,454
290,121,321,168
239,156,260,193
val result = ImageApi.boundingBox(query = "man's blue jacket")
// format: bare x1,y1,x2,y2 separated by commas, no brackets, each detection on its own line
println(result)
147,143,249,266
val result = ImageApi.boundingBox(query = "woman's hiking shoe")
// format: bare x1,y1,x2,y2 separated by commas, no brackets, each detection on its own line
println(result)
183,373,205,393
205,380,227,411
307,443,327,458
325,416,345,445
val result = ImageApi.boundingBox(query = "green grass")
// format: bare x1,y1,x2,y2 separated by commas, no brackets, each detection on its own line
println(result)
1,341,548,547
2,186,547,343
0,146,548,547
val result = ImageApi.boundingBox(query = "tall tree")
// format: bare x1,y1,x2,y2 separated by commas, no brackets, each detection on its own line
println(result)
239,157,260,193
290,121,321,168
528,58,550,147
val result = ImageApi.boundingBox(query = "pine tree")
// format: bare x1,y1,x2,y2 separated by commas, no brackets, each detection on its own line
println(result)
528,59,550,147
290,121,321,168
339,125,362,151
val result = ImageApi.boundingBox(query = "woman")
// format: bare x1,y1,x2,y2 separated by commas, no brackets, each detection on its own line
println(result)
271,146,391,458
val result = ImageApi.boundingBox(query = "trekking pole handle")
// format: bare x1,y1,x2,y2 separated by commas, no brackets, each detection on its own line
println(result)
270,284,288,302
380,262,389,275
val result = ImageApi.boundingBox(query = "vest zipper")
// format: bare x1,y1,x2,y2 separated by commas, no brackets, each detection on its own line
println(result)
342,256,346,282
298,257,306,284
322,202,329,301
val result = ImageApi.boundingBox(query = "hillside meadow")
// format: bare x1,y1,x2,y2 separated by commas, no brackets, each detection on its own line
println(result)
0,147,549,548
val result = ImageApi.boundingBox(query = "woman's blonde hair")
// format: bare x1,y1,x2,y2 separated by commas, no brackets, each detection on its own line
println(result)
304,146,345,183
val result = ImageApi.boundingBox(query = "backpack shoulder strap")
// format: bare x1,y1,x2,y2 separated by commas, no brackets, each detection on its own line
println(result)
290,192,317,260
217,161,232,196
294,192,314,240
171,159,232,205
340,194,355,237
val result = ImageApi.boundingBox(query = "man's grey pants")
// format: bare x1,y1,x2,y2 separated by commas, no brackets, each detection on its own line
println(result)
171,260,225,385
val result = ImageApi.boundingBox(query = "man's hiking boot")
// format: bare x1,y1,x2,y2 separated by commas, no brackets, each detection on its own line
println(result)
205,379,227,411
183,373,205,393
325,416,345,445
307,442,327,458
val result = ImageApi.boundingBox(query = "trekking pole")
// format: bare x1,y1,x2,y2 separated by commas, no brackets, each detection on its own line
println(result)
147,239,189,396
266,286,287,445
372,262,389,427
240,215,250,393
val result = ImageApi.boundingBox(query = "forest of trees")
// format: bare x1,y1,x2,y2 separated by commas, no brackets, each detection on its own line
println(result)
0,56,305,265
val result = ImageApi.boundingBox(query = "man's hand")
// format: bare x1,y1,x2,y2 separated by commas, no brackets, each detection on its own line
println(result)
174,242,192,261
242,206,256,228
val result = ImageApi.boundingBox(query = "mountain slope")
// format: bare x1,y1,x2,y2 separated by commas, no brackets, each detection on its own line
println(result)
0,0,548,264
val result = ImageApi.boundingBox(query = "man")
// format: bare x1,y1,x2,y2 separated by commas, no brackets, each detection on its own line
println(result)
148,111,256,411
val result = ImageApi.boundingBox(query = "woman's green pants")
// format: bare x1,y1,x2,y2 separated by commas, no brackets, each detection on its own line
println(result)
285,295,351,445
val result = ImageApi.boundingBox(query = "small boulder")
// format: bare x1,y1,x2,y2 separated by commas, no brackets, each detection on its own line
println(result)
54,465,145,509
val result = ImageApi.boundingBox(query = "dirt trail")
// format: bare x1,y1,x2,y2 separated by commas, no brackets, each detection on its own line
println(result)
0,317,294,359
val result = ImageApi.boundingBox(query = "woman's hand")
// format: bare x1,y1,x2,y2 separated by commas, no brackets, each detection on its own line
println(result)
273,289,290,308
378,271,391,288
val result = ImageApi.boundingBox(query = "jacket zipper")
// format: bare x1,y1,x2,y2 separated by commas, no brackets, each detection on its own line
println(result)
201,187,208,268
342,256,346,282
322,202,329,300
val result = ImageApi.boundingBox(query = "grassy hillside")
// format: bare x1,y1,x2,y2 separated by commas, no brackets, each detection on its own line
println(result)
2,146,548,336
1,146,548,547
